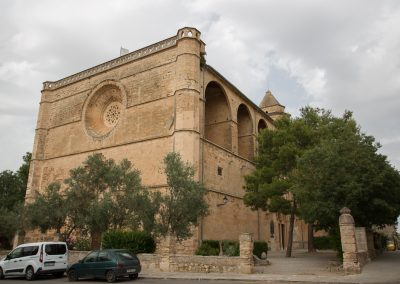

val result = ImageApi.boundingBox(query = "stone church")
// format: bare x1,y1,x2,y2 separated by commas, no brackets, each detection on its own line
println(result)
25,27,308,253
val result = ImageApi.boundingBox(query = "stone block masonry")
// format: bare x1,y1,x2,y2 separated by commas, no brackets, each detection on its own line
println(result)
24,26,308,254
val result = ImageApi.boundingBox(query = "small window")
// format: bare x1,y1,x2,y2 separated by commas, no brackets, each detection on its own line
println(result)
22,246,39,257
98,251,112,262
217,167,223,176
84,251,98,263
116,251,136,261
9,247,23,259
45,244,67,255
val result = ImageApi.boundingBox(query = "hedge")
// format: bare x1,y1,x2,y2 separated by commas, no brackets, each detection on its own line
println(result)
314,236,335,250
102,230,156,254
195,240,219,256
195,240,239,256
222,240,239,256
253,241,268,258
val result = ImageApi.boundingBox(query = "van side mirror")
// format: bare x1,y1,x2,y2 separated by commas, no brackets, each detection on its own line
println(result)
5,255,11,260
79,259,83,264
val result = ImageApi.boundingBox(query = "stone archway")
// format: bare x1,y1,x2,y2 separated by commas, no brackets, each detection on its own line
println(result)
258,119,267,133
204,81,232,151
237,104,254,160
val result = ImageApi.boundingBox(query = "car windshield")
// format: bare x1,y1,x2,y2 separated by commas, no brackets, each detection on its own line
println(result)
115,251,136,260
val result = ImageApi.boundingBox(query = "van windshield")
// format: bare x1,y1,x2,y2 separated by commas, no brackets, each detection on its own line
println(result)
45,244,67,255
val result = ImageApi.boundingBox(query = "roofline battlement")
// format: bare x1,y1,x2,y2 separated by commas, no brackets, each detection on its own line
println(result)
42,27,202,91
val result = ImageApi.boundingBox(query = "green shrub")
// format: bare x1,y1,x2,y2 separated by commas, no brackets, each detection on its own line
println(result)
195,242,219,256
195,240,220,256
314,236,335,250
201,240,220,249
102,230,156,254
222,240,239,256
74,237,91,251
195,240,240,256
253,241,268,258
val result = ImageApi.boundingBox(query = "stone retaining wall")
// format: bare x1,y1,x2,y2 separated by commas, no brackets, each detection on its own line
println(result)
137,254,160,272
67,250,243,273
3,233,256,275
169,255,241,273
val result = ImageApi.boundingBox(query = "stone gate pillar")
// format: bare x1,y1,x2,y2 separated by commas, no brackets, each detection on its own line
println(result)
159,235,176,272
239,233,254,274
339,207,361,274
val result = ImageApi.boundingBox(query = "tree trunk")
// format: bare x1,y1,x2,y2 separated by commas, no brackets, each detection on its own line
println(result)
285,202,296,257
91,230,102,250
308,223,316,252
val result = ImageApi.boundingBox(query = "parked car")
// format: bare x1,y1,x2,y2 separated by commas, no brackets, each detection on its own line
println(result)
386,240,396,251
0,242,68,280
67,249,141,282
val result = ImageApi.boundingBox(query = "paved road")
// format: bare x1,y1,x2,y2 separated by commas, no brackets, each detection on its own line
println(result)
0,277,268,284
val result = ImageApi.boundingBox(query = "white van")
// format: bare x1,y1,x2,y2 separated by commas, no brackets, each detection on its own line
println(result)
0,242,68,280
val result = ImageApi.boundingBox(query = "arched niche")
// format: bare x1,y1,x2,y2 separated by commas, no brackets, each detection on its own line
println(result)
237,104,254,160
204,81,232,151
258,119,267,133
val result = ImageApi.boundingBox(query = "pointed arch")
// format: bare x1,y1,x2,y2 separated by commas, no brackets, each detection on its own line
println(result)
204,81,232,151
237,104,254,160
258,119,267,133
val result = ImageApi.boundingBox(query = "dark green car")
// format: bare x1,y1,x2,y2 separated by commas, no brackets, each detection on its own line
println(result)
67,249,141,282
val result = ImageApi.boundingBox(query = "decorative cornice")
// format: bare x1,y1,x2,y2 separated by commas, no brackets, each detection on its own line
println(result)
42,36,178,91
42,27,203,91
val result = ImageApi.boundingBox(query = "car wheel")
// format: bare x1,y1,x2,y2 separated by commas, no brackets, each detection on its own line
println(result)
68,270,78,282
106,270,116,283
25,266,35,281
0,267,5,280
128,273,138,280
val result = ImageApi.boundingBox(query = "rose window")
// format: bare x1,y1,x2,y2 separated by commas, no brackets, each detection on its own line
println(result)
103,102,121,127
84,84,124,139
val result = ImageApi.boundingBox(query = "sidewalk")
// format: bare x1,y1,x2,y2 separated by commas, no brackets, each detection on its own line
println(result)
141,250,400,284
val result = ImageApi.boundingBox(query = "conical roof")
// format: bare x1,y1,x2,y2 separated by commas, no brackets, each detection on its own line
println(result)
259,90,281,108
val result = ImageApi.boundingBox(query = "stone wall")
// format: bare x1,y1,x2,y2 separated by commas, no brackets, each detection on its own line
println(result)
157,233,255,274
354,227,369,265
24,26,308,254
6,232,260,275
169,255,242,273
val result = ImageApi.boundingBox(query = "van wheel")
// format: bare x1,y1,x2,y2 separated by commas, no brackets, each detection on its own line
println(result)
0,267,5,279
25,266,35,281
68,270,78,281
106,270,116,283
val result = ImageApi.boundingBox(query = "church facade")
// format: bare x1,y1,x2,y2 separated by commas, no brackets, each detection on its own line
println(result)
25,27,308,253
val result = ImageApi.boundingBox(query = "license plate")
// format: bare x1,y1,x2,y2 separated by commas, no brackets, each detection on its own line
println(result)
126,269,135,273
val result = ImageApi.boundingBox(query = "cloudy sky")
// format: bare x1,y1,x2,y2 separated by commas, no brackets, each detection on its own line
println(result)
1,0,400,171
